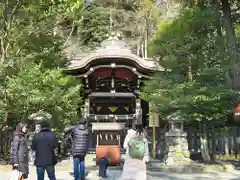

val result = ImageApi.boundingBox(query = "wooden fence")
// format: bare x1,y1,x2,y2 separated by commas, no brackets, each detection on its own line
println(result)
149,125,240,160
1,126,240,161
186,126,240,159
0,130,12,152
0,130,67,162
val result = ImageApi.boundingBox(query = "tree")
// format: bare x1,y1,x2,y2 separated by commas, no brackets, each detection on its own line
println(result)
78,0,160,55
0,0,85,128
221,0,240,89
174,0,240,88
146,7,232,117
144,1,240,161
5,63,81,130
79,3,111,48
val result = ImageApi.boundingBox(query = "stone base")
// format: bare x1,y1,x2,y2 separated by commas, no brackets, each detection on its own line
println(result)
163,130,191,166
159,164,204,173
164,151,191,166
148,161,236,173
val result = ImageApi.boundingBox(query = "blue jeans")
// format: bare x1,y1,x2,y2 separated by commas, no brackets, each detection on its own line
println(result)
73,156,85,180
36,166,56,180
98,157,108,178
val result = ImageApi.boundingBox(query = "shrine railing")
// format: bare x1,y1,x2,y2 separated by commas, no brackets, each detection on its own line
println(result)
87,114,135,122
2,125,240,161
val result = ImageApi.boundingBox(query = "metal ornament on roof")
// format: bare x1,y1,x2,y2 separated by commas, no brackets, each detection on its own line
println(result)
68,30,164,71
97,31,131,52
106,31,121,40
28,110,52,122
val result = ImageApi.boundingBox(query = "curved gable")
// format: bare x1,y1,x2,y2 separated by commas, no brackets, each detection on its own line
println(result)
67,38,165,72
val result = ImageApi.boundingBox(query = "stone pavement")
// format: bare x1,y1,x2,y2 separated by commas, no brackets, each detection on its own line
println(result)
2,168,240,180
1,155,240,180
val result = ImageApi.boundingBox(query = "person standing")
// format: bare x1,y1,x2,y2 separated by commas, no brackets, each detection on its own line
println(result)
11,123,29,179
31,120,57,180
120,124,149,180
123,124,137,160
70,119,89,180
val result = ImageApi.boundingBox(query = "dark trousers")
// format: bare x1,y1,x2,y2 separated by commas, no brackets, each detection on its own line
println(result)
20,174,28,179
73,155,85,180
98,157,108,178
12,166,28,179
36,166,56,180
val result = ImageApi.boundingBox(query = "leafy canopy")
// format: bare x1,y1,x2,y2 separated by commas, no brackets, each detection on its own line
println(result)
144,7,237,124
0,0,84,128
5,63,82,130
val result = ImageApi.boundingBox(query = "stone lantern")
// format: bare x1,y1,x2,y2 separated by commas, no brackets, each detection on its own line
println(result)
167,111,184,135
28,110,52,165
164,111,190,166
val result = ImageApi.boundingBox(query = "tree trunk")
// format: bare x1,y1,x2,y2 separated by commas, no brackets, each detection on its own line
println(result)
200,124,211,162
137,40,140,56
200,137,211,162
224,127,230,155
141,43,144,58
213,0,222,36
188,59,193,81
211,125,217,161
221,0,240,89
1,1,8,65
144,30,148,58
3,111,8,122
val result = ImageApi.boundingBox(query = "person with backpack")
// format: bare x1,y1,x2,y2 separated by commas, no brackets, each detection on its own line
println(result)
120,124,149,180
11,123,29,179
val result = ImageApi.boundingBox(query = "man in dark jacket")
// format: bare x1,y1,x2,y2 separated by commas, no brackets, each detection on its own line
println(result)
31,120,57,180
70,119,89,180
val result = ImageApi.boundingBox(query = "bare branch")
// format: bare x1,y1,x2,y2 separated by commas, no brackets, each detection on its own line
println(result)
8,0,22,29
63,21,75,49
0,0,23,65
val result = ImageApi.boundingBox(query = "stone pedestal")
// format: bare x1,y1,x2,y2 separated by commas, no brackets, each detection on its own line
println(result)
28,111,52,165
28,124,41,165
27,134,35,166
164,130,190,166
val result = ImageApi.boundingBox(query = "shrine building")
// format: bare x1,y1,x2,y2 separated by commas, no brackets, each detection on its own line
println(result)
65,34,164,150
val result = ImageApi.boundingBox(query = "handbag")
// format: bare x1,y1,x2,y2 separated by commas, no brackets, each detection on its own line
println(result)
8,169,23,180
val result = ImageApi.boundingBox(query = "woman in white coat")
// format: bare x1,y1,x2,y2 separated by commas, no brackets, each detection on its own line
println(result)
119,125,149,180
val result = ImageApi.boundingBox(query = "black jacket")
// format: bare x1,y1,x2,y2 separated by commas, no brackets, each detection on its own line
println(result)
71,124,89,156
11,133,29,175
31,128,57,166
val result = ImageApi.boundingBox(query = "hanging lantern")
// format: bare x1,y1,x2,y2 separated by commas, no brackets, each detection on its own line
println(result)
234,104,240,122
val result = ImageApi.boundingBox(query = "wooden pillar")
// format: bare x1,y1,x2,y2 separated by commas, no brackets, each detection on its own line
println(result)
97,133,99,146
149,102,159,159
118,134,121,146
152,127,156,159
